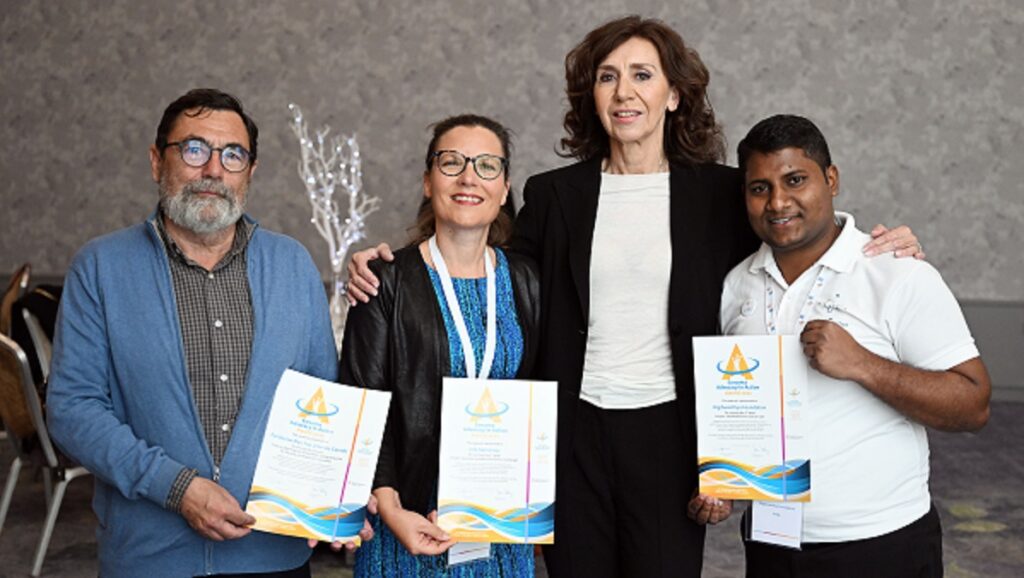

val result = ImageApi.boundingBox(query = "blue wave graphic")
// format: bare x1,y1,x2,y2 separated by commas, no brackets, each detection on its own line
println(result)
464,402,510,418
699,459,811,498
249,491,366,540
717,357,760,375
294,399,340,417
438,502,555,541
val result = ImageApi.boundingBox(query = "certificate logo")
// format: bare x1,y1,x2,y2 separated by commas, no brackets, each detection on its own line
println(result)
534,431,553,452
717,344,759,381
465,386,509,424
787,387,803,408
295,387,340,424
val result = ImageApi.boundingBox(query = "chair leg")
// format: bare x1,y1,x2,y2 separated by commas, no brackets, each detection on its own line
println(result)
42,467,53,510
31,475,68,577
0,456,23,537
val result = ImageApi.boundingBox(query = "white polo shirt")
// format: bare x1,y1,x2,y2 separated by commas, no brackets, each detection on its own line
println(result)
720,212,979,543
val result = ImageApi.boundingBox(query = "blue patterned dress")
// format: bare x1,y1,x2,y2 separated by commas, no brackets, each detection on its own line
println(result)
354,248,535,577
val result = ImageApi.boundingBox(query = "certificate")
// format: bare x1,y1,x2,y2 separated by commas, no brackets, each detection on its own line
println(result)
437,378,557,544
246,369,391,543
692,335,810,502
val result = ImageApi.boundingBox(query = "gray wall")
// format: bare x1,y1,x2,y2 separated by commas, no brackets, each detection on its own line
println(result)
2,0,1022,303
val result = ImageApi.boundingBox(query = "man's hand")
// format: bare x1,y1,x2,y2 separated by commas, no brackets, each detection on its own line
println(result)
800,320,871,382
802,321,990,432
863,224,924,259
686,491,733,525
345,243,394,305
180,477,255,541
308,493,379,551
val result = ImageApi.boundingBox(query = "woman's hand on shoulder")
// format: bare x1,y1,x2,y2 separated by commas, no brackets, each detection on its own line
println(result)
346,242,395,305
864,224,925,259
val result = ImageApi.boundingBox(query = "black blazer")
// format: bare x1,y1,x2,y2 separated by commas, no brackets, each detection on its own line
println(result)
511,157,759,496
339,245,541,515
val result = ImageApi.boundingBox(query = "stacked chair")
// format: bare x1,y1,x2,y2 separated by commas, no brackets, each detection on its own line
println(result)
0,263,31,337
0,264,90,577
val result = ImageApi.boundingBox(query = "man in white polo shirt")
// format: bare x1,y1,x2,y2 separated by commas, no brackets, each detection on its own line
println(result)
718,114,991,577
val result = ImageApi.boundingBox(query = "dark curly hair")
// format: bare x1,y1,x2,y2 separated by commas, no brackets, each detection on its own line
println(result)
560,15,725,165
409,114,517,247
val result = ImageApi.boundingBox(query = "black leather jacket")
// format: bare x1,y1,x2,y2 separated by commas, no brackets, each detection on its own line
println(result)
338,245,541,515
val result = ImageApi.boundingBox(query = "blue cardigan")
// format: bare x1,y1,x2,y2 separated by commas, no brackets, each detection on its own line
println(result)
47,215,337,577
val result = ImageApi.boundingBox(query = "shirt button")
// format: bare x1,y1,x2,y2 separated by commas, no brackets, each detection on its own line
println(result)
214,320,224,328
219,374,229,382
207,272,215,280
221,423,230,432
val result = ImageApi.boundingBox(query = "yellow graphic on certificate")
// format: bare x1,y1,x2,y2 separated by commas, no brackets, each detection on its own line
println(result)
297,386,336,424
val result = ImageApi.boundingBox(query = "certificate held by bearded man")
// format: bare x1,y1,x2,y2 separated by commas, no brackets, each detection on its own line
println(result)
245,369,391,543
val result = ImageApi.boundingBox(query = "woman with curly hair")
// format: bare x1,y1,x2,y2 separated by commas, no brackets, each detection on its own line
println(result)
510,17,751,577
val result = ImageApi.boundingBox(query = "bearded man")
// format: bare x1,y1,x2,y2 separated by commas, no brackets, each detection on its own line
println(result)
47,89,341,577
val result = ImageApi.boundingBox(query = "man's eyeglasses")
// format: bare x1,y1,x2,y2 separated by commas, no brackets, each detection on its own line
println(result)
164,138,252,173
430,150,507,181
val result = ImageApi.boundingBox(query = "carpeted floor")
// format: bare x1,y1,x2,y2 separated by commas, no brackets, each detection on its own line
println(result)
0,401,1020,577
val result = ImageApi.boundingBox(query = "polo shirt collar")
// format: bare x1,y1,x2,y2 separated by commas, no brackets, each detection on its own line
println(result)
748,211,862,280
816,211,863,274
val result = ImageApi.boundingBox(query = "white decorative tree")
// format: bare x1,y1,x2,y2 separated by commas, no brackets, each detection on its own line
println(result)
289,103,380,350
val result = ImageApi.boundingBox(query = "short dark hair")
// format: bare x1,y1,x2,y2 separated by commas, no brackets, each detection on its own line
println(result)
737,114,832,177
154,88,259,161
410,114,517,247
560,15,725,165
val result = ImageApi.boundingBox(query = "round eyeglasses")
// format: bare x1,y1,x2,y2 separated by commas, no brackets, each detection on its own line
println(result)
164,138,252,173
430,150,508,181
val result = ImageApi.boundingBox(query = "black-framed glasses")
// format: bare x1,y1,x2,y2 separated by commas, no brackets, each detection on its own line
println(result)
430,150,508,181
164,138,252,173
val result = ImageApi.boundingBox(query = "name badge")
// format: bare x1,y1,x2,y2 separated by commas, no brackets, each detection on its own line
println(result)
750,500,803,549
448,542,491,566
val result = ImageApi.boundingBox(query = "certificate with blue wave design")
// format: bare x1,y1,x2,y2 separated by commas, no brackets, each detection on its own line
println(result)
437,378,557,544
245,369,391,542
692,336,811,501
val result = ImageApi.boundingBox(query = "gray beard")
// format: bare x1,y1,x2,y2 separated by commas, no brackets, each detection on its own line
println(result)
159,177,245,235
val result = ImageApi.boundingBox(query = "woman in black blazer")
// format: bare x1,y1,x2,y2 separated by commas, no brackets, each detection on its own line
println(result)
508,17,758,578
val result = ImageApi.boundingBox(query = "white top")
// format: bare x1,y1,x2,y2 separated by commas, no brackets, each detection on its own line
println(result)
720,212,979,542
580,172,676,409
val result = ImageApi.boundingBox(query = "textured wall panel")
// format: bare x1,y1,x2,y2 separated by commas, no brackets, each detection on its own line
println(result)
1,0,1021,300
